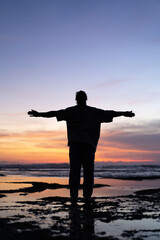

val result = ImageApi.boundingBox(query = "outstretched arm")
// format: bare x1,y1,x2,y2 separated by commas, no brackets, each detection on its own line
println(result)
27,110,58,118
111,110,135,118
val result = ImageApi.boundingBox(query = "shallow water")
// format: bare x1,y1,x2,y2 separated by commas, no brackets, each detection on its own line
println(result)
1,175,160,202
95,219,160,239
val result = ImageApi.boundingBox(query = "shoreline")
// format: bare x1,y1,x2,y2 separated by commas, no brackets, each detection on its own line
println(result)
1,173,160,181
0,182,110,196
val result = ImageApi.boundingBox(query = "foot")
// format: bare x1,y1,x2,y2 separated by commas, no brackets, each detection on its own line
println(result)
84,197,95,204
70,198,78,207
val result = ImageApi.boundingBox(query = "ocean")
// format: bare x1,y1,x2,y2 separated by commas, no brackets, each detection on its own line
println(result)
1,163,160,180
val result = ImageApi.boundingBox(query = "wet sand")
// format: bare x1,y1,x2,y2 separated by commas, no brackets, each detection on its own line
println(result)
0,179,160,239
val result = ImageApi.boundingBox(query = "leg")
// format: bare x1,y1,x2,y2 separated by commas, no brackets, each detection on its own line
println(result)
82,144,95,199
69,144,82,201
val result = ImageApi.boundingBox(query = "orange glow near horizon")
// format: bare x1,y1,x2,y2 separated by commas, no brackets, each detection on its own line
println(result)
0,129,159,164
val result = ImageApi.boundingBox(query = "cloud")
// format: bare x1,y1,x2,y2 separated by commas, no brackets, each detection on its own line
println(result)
101,132,160,151
0,129,68,163
89,79,131,90
36,138,67,149
105,119,160,134
0,133,10,137
0,129,66,139
0,129,67,150
0,119,160,163
98,119,160,163
97,149,160,162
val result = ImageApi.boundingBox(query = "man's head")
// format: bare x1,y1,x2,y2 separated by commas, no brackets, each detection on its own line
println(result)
75,90,87,106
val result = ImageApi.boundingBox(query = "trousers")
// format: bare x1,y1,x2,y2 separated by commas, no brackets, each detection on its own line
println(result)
69,143,95,200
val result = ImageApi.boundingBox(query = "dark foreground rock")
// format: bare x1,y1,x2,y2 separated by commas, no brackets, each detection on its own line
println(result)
0,188,160,239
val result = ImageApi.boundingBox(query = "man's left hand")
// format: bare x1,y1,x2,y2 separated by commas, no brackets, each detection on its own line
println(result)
124,111,135,117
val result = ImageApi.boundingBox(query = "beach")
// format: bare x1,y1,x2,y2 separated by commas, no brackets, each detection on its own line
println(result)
0,165,160,239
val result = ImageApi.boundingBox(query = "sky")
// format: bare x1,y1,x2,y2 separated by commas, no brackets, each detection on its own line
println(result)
0,0,160,164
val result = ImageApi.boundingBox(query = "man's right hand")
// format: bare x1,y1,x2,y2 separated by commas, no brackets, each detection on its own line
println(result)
28,110,40,117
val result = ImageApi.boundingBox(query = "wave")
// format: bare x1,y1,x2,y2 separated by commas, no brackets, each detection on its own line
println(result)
1,164,160,180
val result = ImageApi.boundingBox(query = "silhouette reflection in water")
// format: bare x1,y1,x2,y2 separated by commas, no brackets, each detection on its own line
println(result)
69,203,95,239
28,90,135,205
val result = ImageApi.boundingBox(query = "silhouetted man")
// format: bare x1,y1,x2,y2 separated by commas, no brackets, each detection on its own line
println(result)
28,90,135,205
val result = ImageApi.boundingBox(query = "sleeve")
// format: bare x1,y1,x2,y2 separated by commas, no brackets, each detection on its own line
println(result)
56,109,67,122
99,110,114,123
